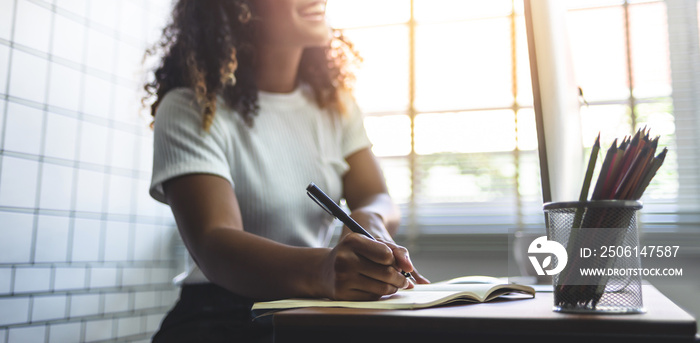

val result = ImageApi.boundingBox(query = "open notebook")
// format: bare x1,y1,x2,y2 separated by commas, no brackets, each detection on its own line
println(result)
252,276,535,311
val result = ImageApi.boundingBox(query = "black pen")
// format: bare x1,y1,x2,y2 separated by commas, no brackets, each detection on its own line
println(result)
306,182,417,283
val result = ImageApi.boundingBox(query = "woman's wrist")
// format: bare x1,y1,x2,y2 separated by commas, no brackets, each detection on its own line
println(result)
297,247,334,299
349,209,393,242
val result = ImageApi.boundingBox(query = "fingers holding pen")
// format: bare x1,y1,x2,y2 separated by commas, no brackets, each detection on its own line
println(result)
321,233,409,300
337,234,409,289
378,239,413,273
378,239,430,287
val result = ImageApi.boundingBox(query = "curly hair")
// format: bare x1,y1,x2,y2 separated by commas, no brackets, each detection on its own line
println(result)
143,0,360,130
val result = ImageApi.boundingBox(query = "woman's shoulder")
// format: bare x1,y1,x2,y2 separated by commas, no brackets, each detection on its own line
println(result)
154,87,237,136
158,87,199,111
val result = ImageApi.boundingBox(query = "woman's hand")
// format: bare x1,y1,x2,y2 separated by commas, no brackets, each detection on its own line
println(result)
378,239,431,287
317,233,410,301
349,210,431,288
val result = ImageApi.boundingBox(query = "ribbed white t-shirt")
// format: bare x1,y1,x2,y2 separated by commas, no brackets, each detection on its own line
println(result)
149,85,372,284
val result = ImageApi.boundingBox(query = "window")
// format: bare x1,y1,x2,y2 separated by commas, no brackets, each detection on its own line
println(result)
327,0,700,241
568,0,699,232
328,0,543,240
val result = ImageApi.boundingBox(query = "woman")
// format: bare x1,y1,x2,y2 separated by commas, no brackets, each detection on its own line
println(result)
145,0,428,341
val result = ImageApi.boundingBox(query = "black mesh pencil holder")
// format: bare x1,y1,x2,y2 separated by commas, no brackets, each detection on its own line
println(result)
544,201,645,314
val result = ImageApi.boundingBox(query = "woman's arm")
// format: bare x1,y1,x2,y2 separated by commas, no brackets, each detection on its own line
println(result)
164,174,410,300
342,148,430,284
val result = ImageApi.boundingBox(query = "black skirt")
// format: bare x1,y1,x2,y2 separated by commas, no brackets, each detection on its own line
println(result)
152,283,273,343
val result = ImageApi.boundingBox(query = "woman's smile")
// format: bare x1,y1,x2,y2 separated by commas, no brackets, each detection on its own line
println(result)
298,1,326,22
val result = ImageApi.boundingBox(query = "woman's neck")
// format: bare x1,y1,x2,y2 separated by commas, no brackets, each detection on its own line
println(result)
255,45,303,93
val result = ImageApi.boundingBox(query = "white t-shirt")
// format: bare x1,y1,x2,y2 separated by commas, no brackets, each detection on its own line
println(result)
149,85,372,284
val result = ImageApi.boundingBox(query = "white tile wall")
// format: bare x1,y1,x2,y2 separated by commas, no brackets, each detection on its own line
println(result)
69,293,100,317
136,179,160,217
146,314,164,332
116,40,144,81
0,1,177,342
13,267,52,293
146,2,170,45
134,224,159,261
84,319,113,342
0,45,9,94
47,63,82,112
119,1,143,41
89,267,118,288
77,121,109,166
8,49,48,103
150,267,171,284
159,229,175,261
32,295,67,322
107,174,133,215
53,268,86,291
0,269,11,294
103,221,130,261
0,0,15,41
71,218,101,262
48,322,81,343
43,168,76,212
51,14,86,64
3,102,43,155
34,216,71,263
139,135,154,173
109,129,137,170
122,268,147,286
104,292,129,313
85,28,115,74
39,163,75,211
0,157,39,208
7,326,45,343
0,298,30,326
74,168,105,212
43,112,78,161
0,100,5,143
88,0,119,31
55,0,87,17
134,291,158,310
0,212,34,263
82,74,112,118
113,84,144,125
117,316,141,337
13,0,52,53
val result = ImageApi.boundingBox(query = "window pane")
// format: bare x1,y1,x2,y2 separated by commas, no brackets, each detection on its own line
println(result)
518,151,543,203
629,2,671,98
636,101,678,202
579,104,632,148
634,100,675,148
415,110,516,154
415,19,513,111
414,0,512,23
378,158,411,204
416,152,516,203
567,7,629,101
343,26,409,113
326,0,409,29
516,109,538,151
567,0,625,10
364,115,411,157
516,15,533,106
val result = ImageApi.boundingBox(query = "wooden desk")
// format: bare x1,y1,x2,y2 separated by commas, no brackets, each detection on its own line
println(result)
272,285,697,343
